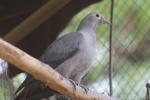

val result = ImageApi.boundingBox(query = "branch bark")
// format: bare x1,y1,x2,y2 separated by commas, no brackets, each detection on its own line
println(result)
0,38,115,100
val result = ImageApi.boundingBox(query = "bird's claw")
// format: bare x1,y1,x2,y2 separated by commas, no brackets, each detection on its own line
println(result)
69,79,79,91
80,85,89,94
68,79,89,93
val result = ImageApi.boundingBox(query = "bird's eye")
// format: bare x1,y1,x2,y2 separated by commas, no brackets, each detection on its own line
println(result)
96,14,99,18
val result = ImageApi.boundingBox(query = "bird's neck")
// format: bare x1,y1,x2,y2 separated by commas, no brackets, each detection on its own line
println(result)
76,20,96,35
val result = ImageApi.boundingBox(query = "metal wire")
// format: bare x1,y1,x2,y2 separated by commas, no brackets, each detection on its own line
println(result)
146,83,150,100
109,0,114,96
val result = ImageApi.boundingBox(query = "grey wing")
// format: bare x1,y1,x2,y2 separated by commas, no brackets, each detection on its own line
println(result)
39,32,83,68
15,32,83,99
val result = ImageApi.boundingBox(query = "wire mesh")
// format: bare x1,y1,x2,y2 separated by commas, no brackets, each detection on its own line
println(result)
61,0,150,99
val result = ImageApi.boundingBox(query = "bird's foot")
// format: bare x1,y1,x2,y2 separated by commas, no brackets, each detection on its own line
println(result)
68,79,89,93
69,79,79,91
80,85,89,94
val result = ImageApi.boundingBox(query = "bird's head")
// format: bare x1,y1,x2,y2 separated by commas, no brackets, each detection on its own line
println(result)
85,12,110,25
77,12,110,32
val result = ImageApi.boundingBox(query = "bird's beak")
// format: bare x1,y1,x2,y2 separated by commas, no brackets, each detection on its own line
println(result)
100,16,111,25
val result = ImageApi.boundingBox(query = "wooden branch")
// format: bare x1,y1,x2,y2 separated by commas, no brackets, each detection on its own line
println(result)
3,0,71,44
0,38,116,100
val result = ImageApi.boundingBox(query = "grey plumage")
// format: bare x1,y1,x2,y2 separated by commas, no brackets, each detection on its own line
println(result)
40,32,82,69
14,12,110,100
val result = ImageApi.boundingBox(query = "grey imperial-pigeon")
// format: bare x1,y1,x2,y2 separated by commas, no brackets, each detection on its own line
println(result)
14,12,110,100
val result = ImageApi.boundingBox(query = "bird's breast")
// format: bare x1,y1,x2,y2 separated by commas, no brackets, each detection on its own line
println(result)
79,33,96,66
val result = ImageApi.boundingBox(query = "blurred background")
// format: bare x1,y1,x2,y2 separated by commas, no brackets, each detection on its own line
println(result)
0,0,150,100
